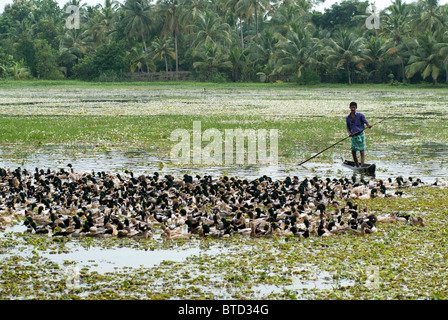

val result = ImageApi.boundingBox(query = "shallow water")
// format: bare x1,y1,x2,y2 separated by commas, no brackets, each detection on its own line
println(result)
0,147,446,298
1,224,352,298
0,147,446,183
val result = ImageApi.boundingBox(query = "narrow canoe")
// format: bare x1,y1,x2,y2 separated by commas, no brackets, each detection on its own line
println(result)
342,159,376,176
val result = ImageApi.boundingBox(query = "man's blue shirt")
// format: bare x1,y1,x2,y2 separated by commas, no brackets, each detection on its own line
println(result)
346,112,368,135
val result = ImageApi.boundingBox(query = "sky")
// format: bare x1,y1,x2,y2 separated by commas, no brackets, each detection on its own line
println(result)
0,0,447,15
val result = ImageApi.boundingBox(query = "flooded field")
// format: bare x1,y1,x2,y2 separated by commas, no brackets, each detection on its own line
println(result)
1,142,446,183
1,83,447,300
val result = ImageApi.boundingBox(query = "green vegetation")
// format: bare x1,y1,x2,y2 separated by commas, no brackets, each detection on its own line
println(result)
2,0,448,84
0,83,447,163
0,83,447,300
1,186,448,299
0,114,346,159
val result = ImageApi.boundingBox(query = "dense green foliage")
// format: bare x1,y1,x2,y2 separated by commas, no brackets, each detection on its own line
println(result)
1,0,448,84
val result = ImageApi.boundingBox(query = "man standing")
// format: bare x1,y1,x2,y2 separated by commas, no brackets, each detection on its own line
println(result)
346,101,372,167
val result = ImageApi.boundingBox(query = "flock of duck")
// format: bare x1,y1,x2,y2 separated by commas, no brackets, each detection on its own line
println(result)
0,164,440,240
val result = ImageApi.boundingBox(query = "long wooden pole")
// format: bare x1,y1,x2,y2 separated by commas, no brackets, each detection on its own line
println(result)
298,117,389,166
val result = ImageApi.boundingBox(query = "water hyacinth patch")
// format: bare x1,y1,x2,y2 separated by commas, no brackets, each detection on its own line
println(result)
0,82,447,300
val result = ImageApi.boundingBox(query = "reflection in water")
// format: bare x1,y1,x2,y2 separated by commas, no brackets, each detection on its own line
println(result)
0,147,446,183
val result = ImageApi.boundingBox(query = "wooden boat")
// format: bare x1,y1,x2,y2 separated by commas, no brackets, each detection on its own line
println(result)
342,158,376,176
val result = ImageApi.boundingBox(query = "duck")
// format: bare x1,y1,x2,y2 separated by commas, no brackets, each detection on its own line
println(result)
376,213,397,223
199,224,222,238
0,164,432,240
352,221,377,235
409,216,425,227
249,220,273,238
0,212,17,225
67,164,91,183
273,222,293,237
23,216,37,233
160,223,191,240
358,188,378,200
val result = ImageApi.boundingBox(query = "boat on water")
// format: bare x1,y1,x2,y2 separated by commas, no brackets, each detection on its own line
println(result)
341,157,376,176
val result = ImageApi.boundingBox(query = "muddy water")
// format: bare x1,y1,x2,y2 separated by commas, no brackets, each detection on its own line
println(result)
0,147,446,297
0,147,446,182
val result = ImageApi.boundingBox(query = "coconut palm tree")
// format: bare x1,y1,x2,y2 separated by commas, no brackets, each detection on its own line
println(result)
246,28,278,77
8,18,37,44
382,0,412,44
270,2,308,36
228,46,246,81
272,25,320,81
365,35,393,83
323,29,369,85
8,18,38,75
381,0,414,81
186,10,231,56
61,27,93,56
225,0,246,49
87,0,119,46
405,32,446,84
437,5,448,83
157,0,181,77
235,0,271,39
151,36,176,72
204,0,227,17
413,0,444,36
179,0,205,26
125,43,156,72
59,26,94,77
192,41,232,80
438,41,448,84
122,0,153,51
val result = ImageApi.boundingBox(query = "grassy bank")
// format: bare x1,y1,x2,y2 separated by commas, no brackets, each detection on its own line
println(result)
3,79,448,90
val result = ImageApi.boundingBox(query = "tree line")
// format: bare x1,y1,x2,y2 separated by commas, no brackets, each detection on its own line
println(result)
1,0,448,85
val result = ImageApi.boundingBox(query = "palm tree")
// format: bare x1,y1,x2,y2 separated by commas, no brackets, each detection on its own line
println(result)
61,27,93,56
438,5,448,83
186,10,231,56
235,0,271,39
59,25,94,77
9,18,38,75
270,2,307,36
87,0,119,46
151,36,176,72
366,35,393,83
383,0,412,43
179,0,205,26
323,29,369,85
382,0,414,81
413,0,444,35
225,0,246,49
272,25,320,81
246,28,278,80
9,59,30,80
405,32,446,84
192,41,232,80
157,0,181,77
204,0,227,17
122,0,153,51
8,18,37,44
228,46,246,81
86,7,106,47
125,43,156,72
